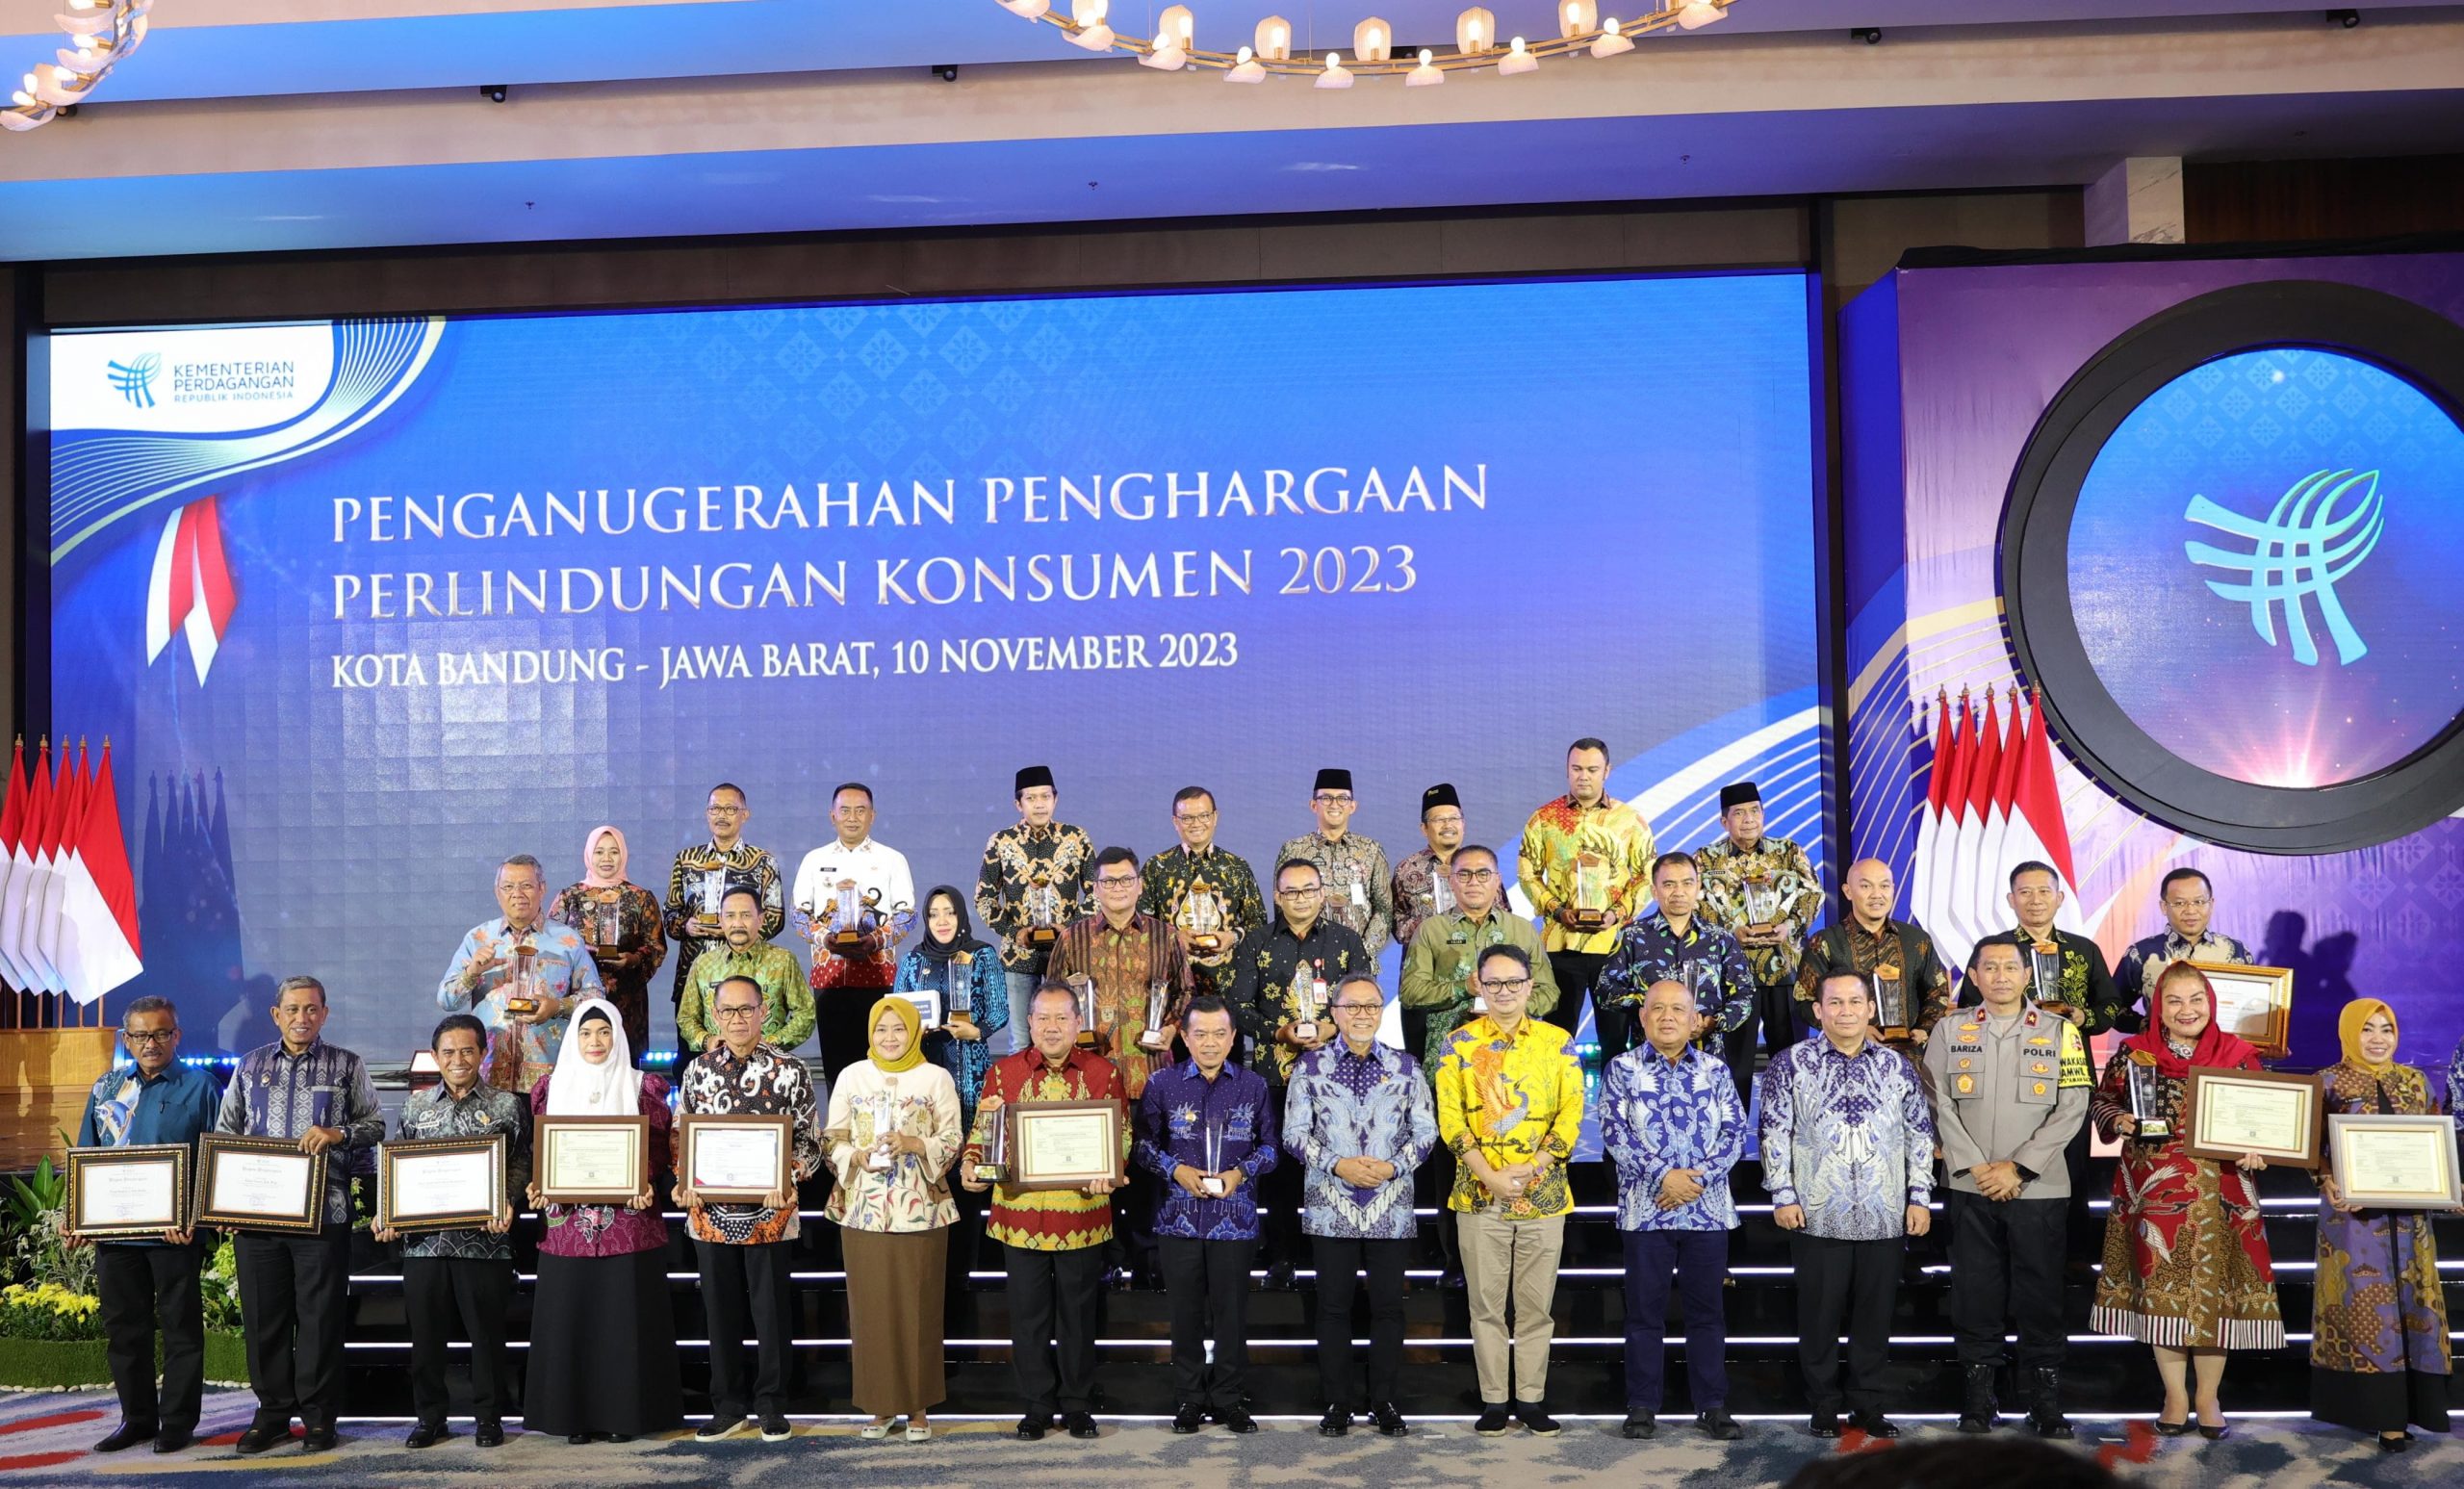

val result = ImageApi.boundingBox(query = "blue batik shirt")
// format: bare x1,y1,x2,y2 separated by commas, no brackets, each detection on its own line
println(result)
1758,1035,1935,1242
1597,910,1757,1045
1601,1041,1748,1232
1136,1058,1280,1242
75,1061,223,1246
1284,1040,1437,1241
217,1040,385,1226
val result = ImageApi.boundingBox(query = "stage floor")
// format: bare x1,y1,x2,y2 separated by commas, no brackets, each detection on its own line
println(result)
0,1389,2445,1487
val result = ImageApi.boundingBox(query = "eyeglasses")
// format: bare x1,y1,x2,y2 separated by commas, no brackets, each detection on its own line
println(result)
706,804,744,815
1173,809,1218,824
1450,866,1498,882
1331,1002,1383,1014
1094,875,1140,887
715,1006,763,1021
123,1030,178,1045
2164,897,2213,910
1477,977,1531,992
1277,886,1324,899
1313,793,1355,806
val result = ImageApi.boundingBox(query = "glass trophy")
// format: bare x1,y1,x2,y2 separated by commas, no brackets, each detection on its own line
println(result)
504,940,542,1017
1072,976,1101,1050
1430,866,1455,918
1199,1119,1226,1197
1463,962,1485,1016
1741,871,1781,940
1571,850,1611,931
973,1106,1008,1184
2126,1059,2171,1141
589,893,622,948
1292,967,1326,1043
1137,979,1172,1052
1179,877,1227,956
944,963,973,1027
2027,941,2063,999
1025,869,1062,948
1683,958,1721,1040
1874,963,1908,1033
698,867,726,920
829,881,869,954
865,1086,897,1172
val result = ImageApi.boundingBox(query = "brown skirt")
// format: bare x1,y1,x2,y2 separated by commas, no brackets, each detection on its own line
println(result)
844,1225,950,1418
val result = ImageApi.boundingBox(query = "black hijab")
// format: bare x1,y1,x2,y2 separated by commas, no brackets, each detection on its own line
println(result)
915,884,991,963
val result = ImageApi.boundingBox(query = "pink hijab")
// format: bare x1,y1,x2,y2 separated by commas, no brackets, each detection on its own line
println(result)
582,825,629,888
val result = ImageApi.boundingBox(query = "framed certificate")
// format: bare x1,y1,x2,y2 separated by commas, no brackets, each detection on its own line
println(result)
533,1115,650,1205
2192,962,2294,1061
64,1144,190,1240
1006,1098,1124,1193
192,1134,328,1233
2329,1114,2462,1210
677,1113,793,1202
377,1134,506,1232
2184,1065,2323,1168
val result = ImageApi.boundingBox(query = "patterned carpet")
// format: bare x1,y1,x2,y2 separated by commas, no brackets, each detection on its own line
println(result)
0,1391,2452,1487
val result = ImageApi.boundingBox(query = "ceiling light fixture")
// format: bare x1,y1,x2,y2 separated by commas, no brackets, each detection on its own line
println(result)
4,0,151,133
987,0,1736,83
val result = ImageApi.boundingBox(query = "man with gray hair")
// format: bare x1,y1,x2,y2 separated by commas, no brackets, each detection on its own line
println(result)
438,854,604,1093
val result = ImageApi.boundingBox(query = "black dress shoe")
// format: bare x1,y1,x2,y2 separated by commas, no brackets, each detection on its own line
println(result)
2197,1421,2229,1441
1172,1404,1204,1435
1217,1410,1259,1434
2380,1432,2415,1453
403,1423,449,1450
1371,1402,1408,1437
569,1432,597,1445
300,1425,339,1452
1515,1403,1561,1436
1064,1411,1100,1440
234,1424,290,1454
1266,1260,1297,1292
153,1428,193,1454
1848,1411,1900,1440
1475,1403,1513,1437
1622,1415,1657,1440
475,1421,505,1448
94,1422,157,1452
1437,1266,1466,1291
608,1434,634,1444
1319,1407,1349,1437
1696,1409,1743,1442
1015,1415,1051,1440
1809,1414,1841,1440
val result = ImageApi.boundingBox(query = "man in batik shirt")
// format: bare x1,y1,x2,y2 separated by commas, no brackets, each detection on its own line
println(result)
1599,852,1757,1104
1791,858,1953,1045
1519,737,1657,1068
1141,785,1267,1004
678,886,814,1053
976,764,1094,1056
1392,783,1467,1066
661,781,787,1014
677,975,823,1445
1694,780,1826,1064
1970,861,2130,1034
1276,768,1395,959
437,854,603,1093
2115,867,2251,1022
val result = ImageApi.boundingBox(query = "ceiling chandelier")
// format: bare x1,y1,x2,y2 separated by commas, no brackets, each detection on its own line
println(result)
4,0,151,133
988,0,1732,84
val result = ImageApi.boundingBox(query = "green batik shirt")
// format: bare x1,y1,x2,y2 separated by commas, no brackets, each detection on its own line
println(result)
679,942,815,1051
1397,910,1561,1077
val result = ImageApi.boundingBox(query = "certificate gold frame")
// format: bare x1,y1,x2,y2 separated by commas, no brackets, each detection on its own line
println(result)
376,1133,506,1233
192,1133,328,1234
64,1144,190,1240
1006,1098,1124,1193
2183,1065,2323,1169
2328,1113,2462,1210
676,1113,793,1203
2189,961,2294,1061
533,1115,649,1206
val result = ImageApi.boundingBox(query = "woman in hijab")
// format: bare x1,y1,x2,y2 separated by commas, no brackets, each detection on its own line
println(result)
523,997,681,1443
2089,962,2282,1439
891,886,1009,1131
2311,997,2453,1450
549,826,667,1063
822,997,962,1441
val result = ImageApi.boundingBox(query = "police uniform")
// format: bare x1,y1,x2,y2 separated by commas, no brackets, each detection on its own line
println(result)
1922,1001,2092,1433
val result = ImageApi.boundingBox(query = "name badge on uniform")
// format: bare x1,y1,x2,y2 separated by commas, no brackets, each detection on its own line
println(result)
1350,880,1369,911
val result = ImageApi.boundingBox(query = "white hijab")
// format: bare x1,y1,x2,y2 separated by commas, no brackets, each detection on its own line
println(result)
545,996,643,1116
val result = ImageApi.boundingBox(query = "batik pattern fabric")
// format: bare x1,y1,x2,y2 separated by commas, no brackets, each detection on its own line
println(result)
1395,910,1560,1073
2116,930,2253,1008
1691,834,1826,987
1791,917,1954,1034
2310,1062,2451,1397
530,1075,673,1259
1285,1042,1436,1240
1758,1037,1935,1242
1601,1042,1748,1232
821,1058,962,1234
963,1047,1129,1252
394,1083,529,1261
1596,911,1755,1048
1041,911,1190,1100
1432,1015,1584,1219
1226,918,1372,1084
677,943,815,1052
547,880,667,1060
974,821,1095,974
893,947,1011,1129
2087,1044,2284,1349
1516,795,1657,956
661,840,786,997
1136,1060,1281,1242
1970,926,2129,1035
1390,848,1455,959
1274,833,1396,958
1139,844,1267,994
217,1040,385,1226
435,916,606,1093
676,1041,822,1245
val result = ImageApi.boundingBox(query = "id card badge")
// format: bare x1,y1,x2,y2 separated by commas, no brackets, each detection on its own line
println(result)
1350,879,1369,911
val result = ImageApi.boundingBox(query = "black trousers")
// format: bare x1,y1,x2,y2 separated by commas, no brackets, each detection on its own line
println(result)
1551,949,1625,1065
97,1241,205,1432
402,1255,516,1426
1719,1004,1761,1111
236,1223,352,1429
1006,1244,1106,1417
1758,980,1805,1058
695,1239,794,1419
1789,1232,1900,1417
1948,1193,2067,1370
1258,1105,1306,1267
1161,1236,1255,1411
1313,1236,1409,1412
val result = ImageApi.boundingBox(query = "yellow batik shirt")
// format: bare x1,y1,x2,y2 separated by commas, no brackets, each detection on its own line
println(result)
1433,1014,1585,1219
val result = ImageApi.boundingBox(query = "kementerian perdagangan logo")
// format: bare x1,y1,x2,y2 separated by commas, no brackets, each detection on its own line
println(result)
2183,468,2385,667
107,351,160,409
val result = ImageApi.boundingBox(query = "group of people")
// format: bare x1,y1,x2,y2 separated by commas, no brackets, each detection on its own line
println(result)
59,741,2458,1456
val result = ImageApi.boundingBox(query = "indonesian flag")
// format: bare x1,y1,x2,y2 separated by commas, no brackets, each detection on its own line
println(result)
3,741,60,992
146,497,239,685
1971,695,2026,944
1945,689,2003,966
1915,690,1975,962
1910,690,1952,945
0,740,27,991
57,741,141,1005
33,742,86,994
2003,691,2087,936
